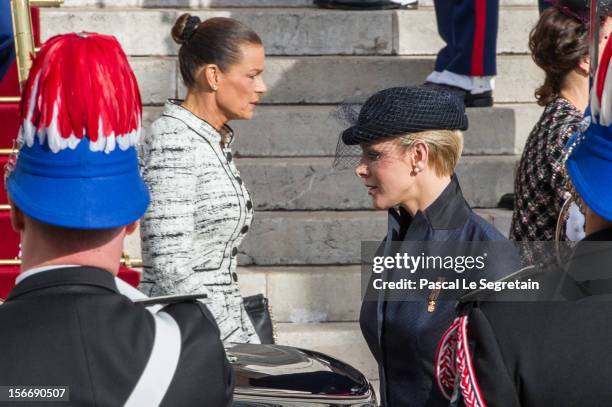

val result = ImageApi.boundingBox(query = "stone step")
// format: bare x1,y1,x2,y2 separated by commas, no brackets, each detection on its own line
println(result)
240,211,387,265
235,156,518,210
42,7,538,56
123,208,513,265
228,104,542,156
238,265,362,323
130,55,541,106
61,0,538,7
276,322,379,382
241,208,512,265
130,58,177,105
252,55,542,104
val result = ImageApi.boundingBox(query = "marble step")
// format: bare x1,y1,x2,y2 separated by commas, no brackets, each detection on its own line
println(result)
234,156,518,210
140,104,542,157
125,55,542,105
42,7,539,56
123,208,513,266
239,208,513,265
238,265,362,323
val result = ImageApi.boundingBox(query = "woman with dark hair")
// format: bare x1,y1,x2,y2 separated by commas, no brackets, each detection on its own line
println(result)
511,1,612,243
139,14,267,344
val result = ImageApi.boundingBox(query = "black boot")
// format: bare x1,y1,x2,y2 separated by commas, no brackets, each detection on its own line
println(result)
424,82,493,108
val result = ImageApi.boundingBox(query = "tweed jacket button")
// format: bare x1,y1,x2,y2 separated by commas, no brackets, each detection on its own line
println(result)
241,225,249,234
246,200,253,210
236,176,242,185
226,152,232,162
232,272,238,282
232,247,238,256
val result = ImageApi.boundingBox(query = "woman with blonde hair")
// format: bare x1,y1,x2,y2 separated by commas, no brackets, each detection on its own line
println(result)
336,85,513,407
140,14,267,344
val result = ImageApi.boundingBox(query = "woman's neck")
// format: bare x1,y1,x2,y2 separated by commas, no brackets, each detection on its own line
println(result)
400,173,451,217
181,91,227,130
560,70,589,113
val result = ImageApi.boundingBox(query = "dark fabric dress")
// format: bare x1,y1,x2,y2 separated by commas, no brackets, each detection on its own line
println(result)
511,97,583,242
360,176,512,407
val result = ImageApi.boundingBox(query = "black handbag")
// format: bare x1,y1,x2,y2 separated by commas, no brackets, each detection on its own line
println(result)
243,294,276,344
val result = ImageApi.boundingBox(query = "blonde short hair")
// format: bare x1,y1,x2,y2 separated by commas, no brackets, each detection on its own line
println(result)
398,129,463,177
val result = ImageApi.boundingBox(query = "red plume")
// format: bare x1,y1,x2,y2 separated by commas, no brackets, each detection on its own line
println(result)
19,33,142,153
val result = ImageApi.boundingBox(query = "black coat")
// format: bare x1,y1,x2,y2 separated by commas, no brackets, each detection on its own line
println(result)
360,176,513,407
0,266,234,406
459,227,612,407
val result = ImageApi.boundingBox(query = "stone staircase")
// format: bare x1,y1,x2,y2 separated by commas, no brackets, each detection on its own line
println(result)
43,0,542,386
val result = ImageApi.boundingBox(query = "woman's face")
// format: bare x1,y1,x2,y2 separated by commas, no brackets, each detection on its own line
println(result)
216,43,267,121
354,138,417,210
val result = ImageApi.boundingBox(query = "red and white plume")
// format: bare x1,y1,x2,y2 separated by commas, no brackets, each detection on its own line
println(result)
590,34,612,126
18,33,142,154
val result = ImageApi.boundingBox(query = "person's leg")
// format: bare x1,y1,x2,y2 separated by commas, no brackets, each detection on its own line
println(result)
431,0,456,74
427,0,498,106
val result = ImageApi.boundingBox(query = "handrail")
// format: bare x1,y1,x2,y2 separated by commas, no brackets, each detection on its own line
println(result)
0,257,144,267
10,0,36,85
30,0,64,6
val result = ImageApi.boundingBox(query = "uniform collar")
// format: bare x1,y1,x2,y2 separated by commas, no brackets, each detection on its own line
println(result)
16,264,80,285
7,266,118,301
559,227,612,299
161,99,234,146
387,174,471,238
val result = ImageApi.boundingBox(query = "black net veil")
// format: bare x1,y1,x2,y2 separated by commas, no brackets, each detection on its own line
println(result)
332,97,363,170
332,86,469,170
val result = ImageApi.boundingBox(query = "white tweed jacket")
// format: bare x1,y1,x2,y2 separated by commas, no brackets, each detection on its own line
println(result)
139,100,258,343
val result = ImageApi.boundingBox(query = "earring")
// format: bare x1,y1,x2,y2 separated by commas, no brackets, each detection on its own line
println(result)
212,85,218,91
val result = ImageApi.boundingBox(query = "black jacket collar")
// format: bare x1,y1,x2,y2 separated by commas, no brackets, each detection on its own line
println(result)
388,174,471,238
7,266,119,301
559,227,612,299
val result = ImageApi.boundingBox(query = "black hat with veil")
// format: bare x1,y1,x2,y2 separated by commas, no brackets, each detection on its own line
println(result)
333,85,468,169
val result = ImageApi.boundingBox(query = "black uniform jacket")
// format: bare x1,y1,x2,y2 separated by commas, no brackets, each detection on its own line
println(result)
460,227,612,407
360,176,513,407
0,266,234,406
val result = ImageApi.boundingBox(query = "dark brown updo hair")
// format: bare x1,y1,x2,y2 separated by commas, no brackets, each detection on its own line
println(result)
529,7,590,106
171,14,263,89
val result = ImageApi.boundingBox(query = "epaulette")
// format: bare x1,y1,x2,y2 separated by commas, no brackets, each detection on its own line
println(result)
134,293,208,307
456,265,541,309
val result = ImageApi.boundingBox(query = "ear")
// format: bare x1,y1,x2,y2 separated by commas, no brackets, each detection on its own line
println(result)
203,64,221,91
125,221,139,236
577,55,590,77
409,140,429,173
8,199,25,232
